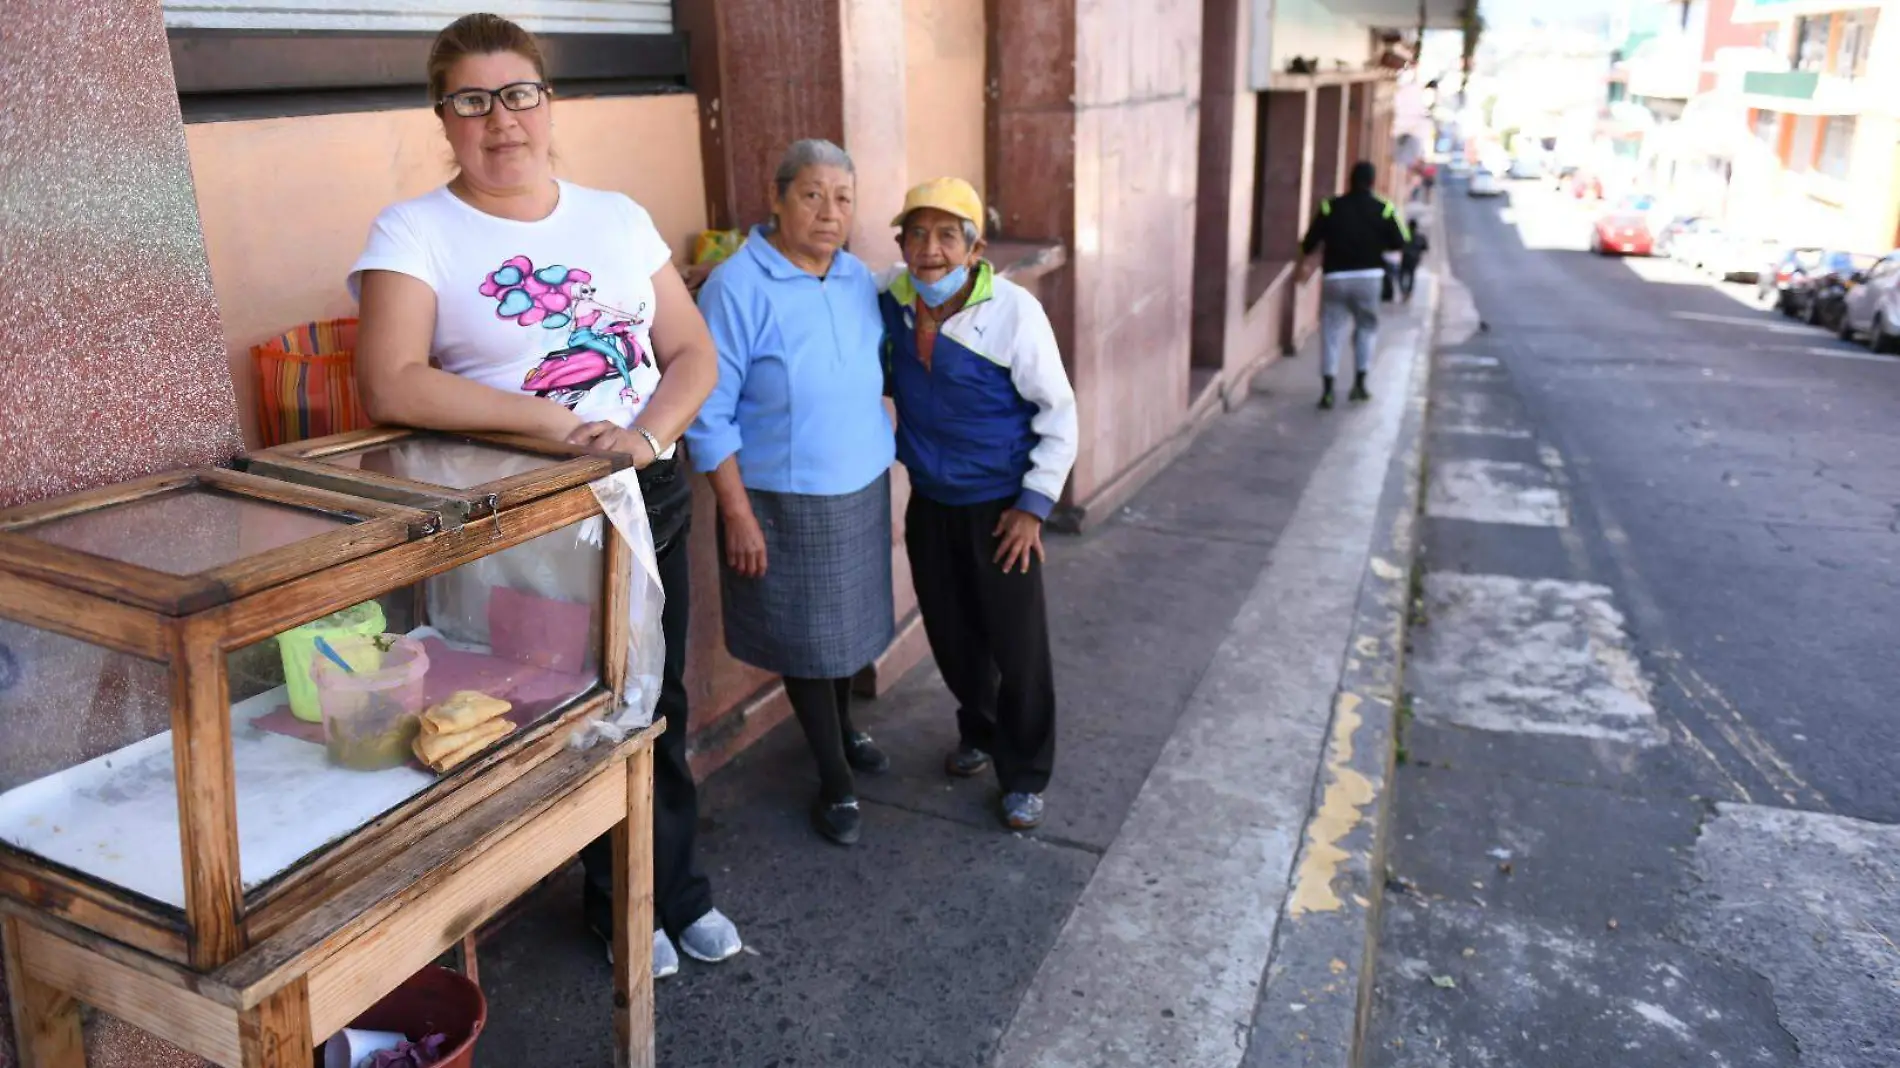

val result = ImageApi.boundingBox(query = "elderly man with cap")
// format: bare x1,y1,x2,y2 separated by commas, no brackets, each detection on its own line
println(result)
879,177,1078,831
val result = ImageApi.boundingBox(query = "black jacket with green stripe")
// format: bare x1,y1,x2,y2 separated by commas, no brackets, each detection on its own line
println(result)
1300,190,1410,274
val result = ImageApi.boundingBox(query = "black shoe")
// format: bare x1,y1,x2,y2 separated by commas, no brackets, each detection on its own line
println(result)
812,796,861,845
1349,380,1371,402
945,746,992,778
1318,391,1336,410
844,731,891,774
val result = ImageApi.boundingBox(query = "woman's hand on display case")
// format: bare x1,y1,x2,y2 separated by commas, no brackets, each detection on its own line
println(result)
568,421,663,468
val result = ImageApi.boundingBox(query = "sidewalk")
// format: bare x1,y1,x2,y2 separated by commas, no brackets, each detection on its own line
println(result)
468,276,1437,1067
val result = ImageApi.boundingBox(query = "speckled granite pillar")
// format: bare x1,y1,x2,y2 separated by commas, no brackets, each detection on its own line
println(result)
0,0,241,512
0,0,237,1063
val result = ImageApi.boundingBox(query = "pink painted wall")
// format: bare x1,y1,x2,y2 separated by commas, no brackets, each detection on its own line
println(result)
184,94,710,449
905,0,987,199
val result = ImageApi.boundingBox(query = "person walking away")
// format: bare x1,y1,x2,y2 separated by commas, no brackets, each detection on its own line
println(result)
878,178,1078,831
1295,160,1409,409
686,139,897,847
1398,196,1429,302
349,13,742,979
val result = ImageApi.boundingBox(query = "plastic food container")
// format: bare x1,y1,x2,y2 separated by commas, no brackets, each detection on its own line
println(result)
278,600,387,722
311,635,429,770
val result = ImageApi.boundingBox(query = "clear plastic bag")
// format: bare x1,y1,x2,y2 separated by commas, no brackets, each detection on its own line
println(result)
579,466,667,742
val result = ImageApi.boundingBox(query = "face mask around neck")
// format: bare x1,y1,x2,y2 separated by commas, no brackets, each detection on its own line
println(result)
911,264,970,308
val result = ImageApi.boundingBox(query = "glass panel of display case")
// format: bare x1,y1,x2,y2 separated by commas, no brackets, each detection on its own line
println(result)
224,525,605,893
313,437,563,491
0,619,184,908
21,486,350,576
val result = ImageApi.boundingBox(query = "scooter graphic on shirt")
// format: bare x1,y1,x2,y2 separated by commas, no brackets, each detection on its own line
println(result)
480,255,652,409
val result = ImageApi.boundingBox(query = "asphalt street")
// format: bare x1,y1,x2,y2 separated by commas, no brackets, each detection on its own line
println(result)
1368,176,1900,1066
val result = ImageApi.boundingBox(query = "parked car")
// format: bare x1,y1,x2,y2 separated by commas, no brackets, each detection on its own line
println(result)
1704,233,1784,283
1671,221,1725,269
1653,215,1706,258
1467,167,1503,197
1837,250,1900,353
1757,247,1826,311
1784,251,1877,326
1590,211,1654,256
1506,156,1544,180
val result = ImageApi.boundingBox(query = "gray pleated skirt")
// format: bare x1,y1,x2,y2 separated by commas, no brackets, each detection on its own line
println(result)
719,473,894,678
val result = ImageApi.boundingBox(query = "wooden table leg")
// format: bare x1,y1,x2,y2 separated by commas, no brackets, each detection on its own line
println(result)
452,932,481,987
237,977,314,1068
612,746,656,1068
3,917,85,1068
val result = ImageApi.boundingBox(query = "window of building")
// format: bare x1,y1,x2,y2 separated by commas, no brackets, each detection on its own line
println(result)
1817,117,1855,179
164,0,688,122
1792,15,1829,72
1831,10,1877,79
1788,115,1820,172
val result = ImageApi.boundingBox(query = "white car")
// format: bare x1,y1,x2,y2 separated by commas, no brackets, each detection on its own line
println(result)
1467,168,1503,197
1838,250,1900,353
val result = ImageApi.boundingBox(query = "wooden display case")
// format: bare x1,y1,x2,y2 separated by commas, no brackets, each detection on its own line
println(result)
0,450,660,1067
242,426,623,530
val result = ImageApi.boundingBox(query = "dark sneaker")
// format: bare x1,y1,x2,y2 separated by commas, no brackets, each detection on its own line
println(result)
844,731,891,774
945,746,992,778
1002,792,1045,830
1317,391,1336,410
812,796,862,846
1349,383,1371,402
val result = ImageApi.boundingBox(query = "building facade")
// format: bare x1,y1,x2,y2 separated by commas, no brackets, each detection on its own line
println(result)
1623,0,1899,250
0,0,1447,1055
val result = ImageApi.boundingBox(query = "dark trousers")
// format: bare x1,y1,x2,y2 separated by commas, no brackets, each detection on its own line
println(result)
783,676,859,803
1397,254,1420,299
582,459,715,938
905,494,1056,794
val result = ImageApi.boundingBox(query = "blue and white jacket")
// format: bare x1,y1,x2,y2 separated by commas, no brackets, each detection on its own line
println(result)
878,261,1079,519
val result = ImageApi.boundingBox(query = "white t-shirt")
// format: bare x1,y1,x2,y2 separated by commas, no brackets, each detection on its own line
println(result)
348,180,672,428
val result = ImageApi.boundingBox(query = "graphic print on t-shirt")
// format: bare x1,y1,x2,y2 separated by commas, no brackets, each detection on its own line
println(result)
479,254,653,410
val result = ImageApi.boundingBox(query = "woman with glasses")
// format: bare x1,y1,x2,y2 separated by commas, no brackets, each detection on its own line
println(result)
347,12,741,981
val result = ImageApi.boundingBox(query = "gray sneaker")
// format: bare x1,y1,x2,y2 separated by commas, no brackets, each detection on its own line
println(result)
650,929,680,978
603,928,679,980
1002,792,1044,830
677,908,743,963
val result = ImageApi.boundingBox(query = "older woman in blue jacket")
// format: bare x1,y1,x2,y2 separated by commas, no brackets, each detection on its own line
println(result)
687,140,896,846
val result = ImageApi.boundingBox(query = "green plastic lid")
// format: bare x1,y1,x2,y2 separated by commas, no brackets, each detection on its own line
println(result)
290,600,386,636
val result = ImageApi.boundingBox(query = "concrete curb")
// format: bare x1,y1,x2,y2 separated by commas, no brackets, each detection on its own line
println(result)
1240,204,1446,1068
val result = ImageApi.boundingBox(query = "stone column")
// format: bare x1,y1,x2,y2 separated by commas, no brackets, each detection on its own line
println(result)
1313,84,1347,199
1,2,241,1065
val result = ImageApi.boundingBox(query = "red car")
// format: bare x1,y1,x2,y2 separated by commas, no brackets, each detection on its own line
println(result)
1591,211,1654,256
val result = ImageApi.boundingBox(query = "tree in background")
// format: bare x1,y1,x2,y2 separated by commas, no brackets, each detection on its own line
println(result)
1460,0,1484,100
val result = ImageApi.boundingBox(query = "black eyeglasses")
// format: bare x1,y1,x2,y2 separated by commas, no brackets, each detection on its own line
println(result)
438,81,549,118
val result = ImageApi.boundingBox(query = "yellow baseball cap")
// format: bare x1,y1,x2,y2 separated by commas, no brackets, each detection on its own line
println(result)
891,177,984,237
